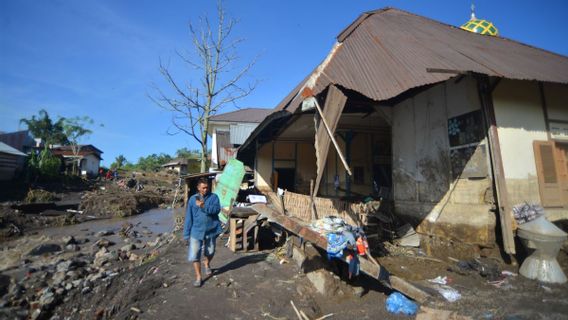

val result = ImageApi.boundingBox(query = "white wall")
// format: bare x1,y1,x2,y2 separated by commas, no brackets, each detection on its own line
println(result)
80,154,100,176
492,79,548,204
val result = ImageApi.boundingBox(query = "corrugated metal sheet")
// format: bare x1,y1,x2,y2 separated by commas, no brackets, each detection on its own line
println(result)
0,142,27,157
229,123,258,145
277,7,568,114
210,108,272,123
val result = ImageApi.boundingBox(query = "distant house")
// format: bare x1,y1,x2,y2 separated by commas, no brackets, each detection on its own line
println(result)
208,108,272,171
0,130,39,154
0,142,27,181
51,144,103,176
162,158,189,175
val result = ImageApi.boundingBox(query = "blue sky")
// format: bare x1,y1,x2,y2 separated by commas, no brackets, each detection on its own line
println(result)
1,0,567,166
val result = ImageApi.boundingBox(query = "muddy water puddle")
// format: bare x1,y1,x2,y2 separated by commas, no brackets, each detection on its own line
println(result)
0,208,183,273
41,207,178,242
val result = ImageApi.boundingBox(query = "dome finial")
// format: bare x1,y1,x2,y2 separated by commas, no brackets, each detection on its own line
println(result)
460,2,499,36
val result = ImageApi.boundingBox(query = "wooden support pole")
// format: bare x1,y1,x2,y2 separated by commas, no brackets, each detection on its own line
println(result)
312,97,352,176
477,75,516,255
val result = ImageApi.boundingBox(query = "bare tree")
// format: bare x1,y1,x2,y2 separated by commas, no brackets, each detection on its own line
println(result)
150,1,256,172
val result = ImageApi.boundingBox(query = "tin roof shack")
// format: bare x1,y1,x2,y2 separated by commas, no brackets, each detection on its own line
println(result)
238,8,568,258
0,142,27,181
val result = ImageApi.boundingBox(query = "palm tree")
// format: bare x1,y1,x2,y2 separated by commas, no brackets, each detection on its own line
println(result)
20,109,69,148
114,155,127,169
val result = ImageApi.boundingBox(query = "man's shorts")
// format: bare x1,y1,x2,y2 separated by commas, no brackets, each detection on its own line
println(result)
188,236,217,262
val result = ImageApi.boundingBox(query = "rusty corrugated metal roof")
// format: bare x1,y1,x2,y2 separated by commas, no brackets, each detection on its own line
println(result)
278,7,568,114
210,108,272,123
239,7,568,156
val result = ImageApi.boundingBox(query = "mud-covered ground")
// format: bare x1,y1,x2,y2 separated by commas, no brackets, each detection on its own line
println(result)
0,170,180,242
2,204,567,320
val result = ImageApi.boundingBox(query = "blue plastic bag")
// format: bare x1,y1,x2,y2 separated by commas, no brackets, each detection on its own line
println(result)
385,292,418,316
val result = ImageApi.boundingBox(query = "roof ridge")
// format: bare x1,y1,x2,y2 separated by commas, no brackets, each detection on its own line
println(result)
339,6,568,60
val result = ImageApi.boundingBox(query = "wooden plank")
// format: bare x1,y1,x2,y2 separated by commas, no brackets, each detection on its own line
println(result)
477,75,516,255
229,218,238,252
251,204,431,302
311,85,350,197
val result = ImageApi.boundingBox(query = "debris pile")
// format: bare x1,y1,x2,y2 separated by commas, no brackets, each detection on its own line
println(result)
0,231,176,320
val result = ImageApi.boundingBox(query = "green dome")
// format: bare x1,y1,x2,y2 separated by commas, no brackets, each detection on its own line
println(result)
461,18,499,36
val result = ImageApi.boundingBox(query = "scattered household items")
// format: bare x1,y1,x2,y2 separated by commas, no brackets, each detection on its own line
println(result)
309,216,369,279
517,215,567,283
385,292,418,316
428,275,449,285
247,194,267,203
452,258,501,281
513,202,544,224
434,285,461,302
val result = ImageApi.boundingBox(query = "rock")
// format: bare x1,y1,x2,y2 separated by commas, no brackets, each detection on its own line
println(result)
94,251,117,267
94,238,115,248
128,253,140,261
81,287,91,294
0,274,11,297
62,236,76,245
65,283,73,291
56,260,76,273
121,244,136,252
72,280,82,288
66,270,79,280
30,309,42,320
65,244,79,252
95,247,108,258
28,244,62,256
306,270,340,297
52,272,66,286
39,289,55,308
96,230,114,237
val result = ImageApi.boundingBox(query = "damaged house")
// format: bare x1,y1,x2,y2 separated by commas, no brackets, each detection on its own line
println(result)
237,8,568,257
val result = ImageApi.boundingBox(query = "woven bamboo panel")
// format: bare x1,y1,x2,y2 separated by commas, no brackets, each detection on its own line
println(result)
283,191,364,225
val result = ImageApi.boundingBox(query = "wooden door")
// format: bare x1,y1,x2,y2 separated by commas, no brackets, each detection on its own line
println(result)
555,143,568,206
534,141,564,207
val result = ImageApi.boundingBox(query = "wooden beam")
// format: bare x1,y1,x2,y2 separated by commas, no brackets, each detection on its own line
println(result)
477,75,516,255
251,204,431,303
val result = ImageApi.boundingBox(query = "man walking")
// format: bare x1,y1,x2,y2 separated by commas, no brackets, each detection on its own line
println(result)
183,178,222,287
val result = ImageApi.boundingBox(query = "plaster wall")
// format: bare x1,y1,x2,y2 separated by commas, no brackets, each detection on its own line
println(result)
492,79,548,205
392,77,495,246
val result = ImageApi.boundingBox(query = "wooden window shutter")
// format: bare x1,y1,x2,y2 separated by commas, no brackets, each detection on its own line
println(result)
534,141,563,207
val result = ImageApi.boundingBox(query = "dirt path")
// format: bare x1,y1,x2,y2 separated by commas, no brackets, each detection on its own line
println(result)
52,236,393,320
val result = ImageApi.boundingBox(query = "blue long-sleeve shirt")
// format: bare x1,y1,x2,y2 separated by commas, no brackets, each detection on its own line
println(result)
183,192,222,241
